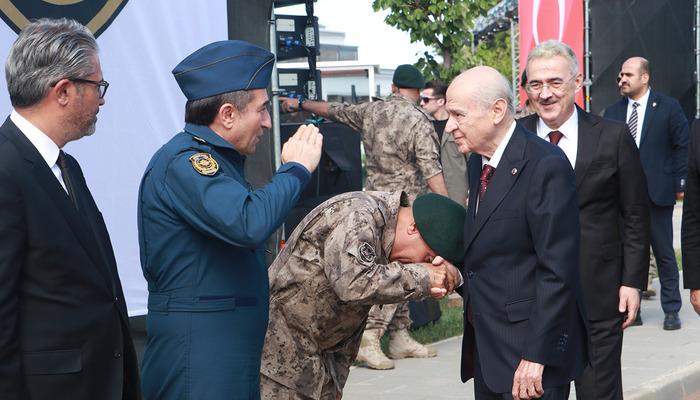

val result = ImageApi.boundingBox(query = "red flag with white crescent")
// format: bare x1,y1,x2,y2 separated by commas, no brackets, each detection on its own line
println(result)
519,0,584,106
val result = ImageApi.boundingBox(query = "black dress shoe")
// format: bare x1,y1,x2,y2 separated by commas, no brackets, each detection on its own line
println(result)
663,312,681,330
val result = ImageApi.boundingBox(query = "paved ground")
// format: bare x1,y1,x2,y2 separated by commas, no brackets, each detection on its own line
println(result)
344,203,700,400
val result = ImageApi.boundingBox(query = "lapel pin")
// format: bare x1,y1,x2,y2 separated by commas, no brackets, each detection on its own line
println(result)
652,102,657,108
511,168,518,175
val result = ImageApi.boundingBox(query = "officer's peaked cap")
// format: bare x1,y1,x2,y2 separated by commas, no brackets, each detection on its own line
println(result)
173,40,275,101
413,193,466,264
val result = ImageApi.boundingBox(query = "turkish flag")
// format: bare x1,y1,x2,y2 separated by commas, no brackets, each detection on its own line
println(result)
519,0,584,106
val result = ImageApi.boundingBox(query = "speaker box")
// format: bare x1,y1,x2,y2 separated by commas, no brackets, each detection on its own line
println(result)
280,122,363,234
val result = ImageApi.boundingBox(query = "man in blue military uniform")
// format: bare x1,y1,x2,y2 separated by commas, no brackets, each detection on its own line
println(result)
137,40,323,399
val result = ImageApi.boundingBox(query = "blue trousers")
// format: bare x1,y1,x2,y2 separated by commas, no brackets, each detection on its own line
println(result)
650,204,682,313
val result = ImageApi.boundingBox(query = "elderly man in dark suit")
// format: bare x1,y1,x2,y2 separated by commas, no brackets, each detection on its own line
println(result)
445,65,589,400
520,41,650,400
0,19,140,399
682,119,700,316
604,57,688,331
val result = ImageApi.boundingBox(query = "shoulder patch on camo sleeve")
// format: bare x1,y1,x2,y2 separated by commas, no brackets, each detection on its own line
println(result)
358,242,376,264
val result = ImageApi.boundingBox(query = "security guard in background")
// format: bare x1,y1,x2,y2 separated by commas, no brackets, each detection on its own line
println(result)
137,40,323,400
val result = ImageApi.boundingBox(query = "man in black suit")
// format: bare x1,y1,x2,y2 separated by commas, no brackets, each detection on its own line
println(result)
0,19,140,399
446,65,588,400
520,41,650,400
604,57,688,331
682,119,700,316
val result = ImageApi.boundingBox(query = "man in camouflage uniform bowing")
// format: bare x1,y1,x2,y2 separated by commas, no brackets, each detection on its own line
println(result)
260,192,465,399
280,64,449,369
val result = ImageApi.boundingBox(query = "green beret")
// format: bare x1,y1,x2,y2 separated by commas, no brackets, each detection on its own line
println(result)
393,64,425,89
413,193,466,264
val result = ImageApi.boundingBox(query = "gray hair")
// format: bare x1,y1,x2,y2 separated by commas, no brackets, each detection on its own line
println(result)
526,40,579,76
471,71,515,116
6,18,98,108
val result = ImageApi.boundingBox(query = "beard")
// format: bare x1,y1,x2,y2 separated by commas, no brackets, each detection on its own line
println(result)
75,107,98,138
83,117,97,136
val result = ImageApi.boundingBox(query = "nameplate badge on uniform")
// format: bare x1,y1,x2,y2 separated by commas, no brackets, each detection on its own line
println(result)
189,153,219,176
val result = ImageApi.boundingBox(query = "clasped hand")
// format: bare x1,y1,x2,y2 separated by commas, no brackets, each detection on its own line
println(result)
423,256,461,299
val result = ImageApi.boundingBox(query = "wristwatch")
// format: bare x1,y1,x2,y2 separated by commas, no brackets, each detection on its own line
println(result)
297,95,306,111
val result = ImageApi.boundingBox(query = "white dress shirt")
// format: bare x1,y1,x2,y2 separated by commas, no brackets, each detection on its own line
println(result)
10,109,68,193
536,108,579,169
626,87,650,148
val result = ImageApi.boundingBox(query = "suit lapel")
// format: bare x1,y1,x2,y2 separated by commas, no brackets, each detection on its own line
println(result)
2,118,114,292
639,90,658,147
464,128,527,251
519,109,598,189
519,115,538,134
574,107,600,189
610,98,628,122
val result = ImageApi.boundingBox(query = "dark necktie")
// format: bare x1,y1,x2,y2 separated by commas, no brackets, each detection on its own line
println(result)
628,102,640,141
479,164,496,202
548,130,563,145
57,150,79,210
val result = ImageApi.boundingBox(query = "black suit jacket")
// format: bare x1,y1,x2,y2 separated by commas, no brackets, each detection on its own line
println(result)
520,109,650,320
460,124,589,393
604,90,689,206
682,119,700,289
0,118,140,400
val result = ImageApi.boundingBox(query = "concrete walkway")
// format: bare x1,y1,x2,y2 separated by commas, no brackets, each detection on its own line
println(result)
343,203,700,400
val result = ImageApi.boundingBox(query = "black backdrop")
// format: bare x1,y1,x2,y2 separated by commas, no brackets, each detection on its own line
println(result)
589,0,695,120
280,122,363,233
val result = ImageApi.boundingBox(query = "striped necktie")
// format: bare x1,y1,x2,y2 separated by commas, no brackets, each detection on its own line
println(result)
627,102,640,141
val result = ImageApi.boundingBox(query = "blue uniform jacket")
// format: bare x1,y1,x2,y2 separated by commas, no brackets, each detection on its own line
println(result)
137,123,310,399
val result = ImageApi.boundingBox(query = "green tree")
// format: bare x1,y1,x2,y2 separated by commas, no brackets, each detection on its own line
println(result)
372,0,511,82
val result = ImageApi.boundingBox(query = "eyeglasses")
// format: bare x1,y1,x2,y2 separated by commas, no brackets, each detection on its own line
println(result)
420,96,443,103
70,78,109,98
524,74,576,94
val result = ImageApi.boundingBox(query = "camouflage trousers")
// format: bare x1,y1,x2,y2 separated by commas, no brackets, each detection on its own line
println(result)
365,301,412,332
648,250,658,288
261,374,337,400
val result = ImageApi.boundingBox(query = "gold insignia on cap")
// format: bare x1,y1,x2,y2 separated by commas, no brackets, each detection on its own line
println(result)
189,153,219,176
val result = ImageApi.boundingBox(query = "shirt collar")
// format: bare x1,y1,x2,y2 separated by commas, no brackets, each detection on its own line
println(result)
536,106,578,141
387,93,417,105
628,87,650,109
184,123,239,151
482,120,517,169
10,109,60,167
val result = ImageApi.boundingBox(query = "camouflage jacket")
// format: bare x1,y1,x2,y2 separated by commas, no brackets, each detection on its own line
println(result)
327,94,442,199
260,191,432,399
